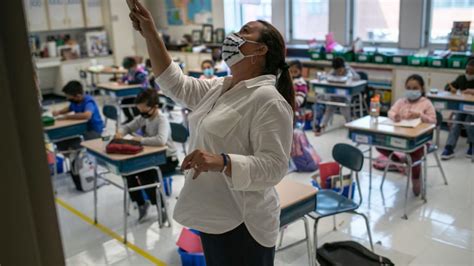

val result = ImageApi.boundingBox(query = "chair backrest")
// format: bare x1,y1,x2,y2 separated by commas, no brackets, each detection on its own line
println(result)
332,143,364,172
356,71,368,81
170,122,189,143
103,105,119,121
435,111,443,127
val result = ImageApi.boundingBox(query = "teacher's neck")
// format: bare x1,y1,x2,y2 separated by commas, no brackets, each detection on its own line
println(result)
229,63,264,89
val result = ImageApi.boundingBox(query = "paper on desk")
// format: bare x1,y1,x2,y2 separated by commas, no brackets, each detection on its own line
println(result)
380,118,421,128
123,134,134,140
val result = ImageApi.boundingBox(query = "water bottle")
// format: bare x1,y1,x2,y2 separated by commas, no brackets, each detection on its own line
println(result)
370,95,381,124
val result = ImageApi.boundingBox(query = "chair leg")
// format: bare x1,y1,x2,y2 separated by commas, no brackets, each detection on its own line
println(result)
332,215,337,231
402,155,412,220
302,216,314,266
353,211,374,251
277,228,285,249
380,152,395,191
433,152,448,185
123,178,129,244
313,217,321,255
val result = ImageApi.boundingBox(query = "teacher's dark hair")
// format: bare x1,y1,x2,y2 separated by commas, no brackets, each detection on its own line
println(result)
257,20,296,112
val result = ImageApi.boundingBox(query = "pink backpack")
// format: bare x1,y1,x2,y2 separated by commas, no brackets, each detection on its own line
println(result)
291,129,321,172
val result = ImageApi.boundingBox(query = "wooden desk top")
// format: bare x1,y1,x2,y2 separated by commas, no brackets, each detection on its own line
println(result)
97,82,143,91
87,66,127,75
276,179,318,209
44,119,88,131
309,79,367,88
427,91,474,103
81,139,167,161
345,116,435,138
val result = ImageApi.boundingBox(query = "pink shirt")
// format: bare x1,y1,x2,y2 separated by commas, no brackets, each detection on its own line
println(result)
388,96,436,124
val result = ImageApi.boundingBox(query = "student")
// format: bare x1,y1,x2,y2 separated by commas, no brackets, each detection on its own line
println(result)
211,48,230,75
199,59,217,80
115,89,178,221
53,80,104,140
441,58,474,160
288,60,307,108
377,74,436,196
316,57,360,136
121,56,148,123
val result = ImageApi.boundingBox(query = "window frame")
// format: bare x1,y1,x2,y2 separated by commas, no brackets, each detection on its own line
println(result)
287,0,332,43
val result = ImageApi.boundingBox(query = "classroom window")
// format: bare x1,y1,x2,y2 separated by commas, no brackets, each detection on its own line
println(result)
291,0,330,40
429,0,474,43
240,0,272,24
353,0,401,43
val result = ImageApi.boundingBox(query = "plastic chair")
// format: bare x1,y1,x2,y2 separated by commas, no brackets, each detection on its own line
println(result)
170,122,189,155
309,143,374,252
103,104,119,128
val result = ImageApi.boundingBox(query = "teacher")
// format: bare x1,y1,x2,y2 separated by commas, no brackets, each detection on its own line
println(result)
130,2,294,266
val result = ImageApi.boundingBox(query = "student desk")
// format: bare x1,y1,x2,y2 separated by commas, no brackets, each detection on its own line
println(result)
97,82,144,127
81,139,169,243
276,179,318,266
187,69,228,78
427,91,474,162
310,79,367,119
345,116,435,219
44,119,89,187
86,66,127,86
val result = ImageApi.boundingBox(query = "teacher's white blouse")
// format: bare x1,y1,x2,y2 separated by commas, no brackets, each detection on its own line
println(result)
156,62,293,247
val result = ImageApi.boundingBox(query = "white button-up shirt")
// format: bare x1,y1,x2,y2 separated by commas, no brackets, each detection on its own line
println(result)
156,62,293,247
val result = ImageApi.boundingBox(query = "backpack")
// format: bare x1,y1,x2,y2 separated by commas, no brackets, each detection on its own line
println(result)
291,129,321,172
106,139,143,154
70,152,96,191
317,241,394,266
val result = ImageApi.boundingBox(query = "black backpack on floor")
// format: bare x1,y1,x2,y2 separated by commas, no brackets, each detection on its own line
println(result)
317,241,395,266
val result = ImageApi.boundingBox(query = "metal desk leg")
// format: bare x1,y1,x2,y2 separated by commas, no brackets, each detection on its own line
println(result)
422,145,428,202
359,93,364,118
123,177,129,244
369,145,373,189
52,143,58,194
402,154,413,220
154,166,171,228
93,163,98,224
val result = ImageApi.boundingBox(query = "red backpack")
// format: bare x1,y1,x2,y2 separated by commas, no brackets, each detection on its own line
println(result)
291,129,321,172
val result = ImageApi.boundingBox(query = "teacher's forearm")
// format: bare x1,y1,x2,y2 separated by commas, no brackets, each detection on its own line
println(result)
145,31,172,76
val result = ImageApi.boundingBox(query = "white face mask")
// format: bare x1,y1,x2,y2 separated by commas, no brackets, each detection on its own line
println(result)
465,73,474,81
221,33,261,68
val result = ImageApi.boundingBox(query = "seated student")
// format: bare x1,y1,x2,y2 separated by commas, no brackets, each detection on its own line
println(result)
316,57,360,136
199,59,217,80
441,58,474,160
121,56,148,124
211,48,230,75
377,74,436,196
288,60,308,109
53,80,104,141
115,89,178,221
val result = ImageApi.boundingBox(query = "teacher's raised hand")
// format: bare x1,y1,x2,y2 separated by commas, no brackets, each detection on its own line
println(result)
129,0,156,39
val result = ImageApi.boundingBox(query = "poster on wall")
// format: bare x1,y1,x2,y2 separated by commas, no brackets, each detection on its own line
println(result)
165,0,213,26
85,31,109,57
448,21,471,52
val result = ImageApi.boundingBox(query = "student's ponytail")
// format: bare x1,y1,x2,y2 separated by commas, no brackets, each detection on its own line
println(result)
257,20,296,112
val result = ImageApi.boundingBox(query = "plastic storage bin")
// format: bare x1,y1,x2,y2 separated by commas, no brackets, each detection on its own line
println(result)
427,56,447,68
407,55,427,67
309,50,325,60
373,53,391,64
333,51,355,62
390,55,407,65
355,53,373,63
448,55,468,69
178,248,206,266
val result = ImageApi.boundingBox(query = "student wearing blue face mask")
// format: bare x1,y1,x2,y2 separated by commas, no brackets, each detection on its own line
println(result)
199,59,217,80
441,58,474,160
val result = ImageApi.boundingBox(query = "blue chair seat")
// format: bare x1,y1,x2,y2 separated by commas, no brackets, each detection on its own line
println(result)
315,190,358,217
280,195,317,227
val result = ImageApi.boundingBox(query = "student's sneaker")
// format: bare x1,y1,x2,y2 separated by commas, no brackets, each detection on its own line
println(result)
441,146,455,160
138,201,150,222
466,145,473,158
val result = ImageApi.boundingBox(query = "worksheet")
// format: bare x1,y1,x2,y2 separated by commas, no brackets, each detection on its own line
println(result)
380,118,421,128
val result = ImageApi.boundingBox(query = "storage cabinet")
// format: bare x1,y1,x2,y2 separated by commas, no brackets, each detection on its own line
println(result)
47,0,84,30
83,0,103,28
24,0,49,31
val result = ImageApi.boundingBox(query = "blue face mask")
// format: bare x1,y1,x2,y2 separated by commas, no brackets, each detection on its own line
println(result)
405,90,422,101
203,68,214,77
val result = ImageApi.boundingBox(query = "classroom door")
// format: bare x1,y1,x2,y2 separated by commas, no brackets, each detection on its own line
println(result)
109,0,136,65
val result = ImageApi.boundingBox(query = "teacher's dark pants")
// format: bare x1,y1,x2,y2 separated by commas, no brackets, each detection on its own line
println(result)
200,223,275,266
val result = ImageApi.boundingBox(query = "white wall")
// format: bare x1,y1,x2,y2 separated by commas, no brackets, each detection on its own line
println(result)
148,0,225,43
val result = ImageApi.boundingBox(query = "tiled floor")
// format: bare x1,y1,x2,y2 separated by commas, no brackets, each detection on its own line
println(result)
53,109,474,266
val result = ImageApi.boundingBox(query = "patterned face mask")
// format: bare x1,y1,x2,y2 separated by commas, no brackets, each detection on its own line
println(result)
221,33,262,68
